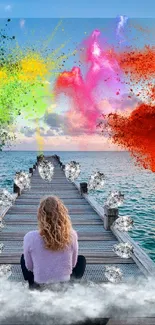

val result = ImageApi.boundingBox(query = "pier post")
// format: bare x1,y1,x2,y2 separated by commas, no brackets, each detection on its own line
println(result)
103,205,118,230
13,183,21,196
33,164,36,170
37,155,44,163
62,164,65,170
29,168,33,175
80,182,88,195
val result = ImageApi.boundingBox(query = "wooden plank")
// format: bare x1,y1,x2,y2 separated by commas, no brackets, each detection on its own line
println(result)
30,186,77,189
5,213,100,219
7,210,97,215
13,203,90,208
0,251,134,259
4,219,103,225
14,200,88,205
8,205,94,210
0,254,134,264
0,232,115,241
20,194,82,197
107,319,155,325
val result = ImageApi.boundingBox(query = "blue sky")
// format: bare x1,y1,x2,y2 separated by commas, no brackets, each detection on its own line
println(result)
0,0,155,18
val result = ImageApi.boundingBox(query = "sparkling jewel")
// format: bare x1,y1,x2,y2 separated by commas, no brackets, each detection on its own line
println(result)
65,161,81,181
113,216,133,232
0,243,4,253
88,171,105,191
104,266,123,283
38,160,54,181
0,189,15,207
0,221,4,229
105,191,124,208
14,171,31,190
113,242,133,258
0,265,12,278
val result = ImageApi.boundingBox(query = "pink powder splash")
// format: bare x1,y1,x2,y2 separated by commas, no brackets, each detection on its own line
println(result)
55,30,124,134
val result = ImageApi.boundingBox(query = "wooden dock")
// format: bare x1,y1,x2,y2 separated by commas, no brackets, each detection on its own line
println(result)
0,155,155,325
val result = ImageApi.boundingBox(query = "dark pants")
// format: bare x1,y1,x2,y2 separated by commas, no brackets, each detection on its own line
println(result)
20,254,86,289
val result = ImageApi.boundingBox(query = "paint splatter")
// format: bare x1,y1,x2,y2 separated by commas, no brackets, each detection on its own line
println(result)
0,19,74,149
97,44,155,171
117,46,155,103
55,30,124,134
99,102,155,172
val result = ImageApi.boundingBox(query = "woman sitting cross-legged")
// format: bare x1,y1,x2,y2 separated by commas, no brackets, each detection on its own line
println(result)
20,196,86,289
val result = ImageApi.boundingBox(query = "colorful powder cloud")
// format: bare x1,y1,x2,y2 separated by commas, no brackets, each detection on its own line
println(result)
0,19,74,149
99,102,155,172
55,29,124,134
98,45,155,171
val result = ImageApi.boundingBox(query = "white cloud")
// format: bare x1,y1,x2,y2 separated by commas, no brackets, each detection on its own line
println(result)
0,277,155,324
20,19,25,29
4,4,12,11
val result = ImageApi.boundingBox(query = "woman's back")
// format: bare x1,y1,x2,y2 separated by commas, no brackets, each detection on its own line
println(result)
24,228,78,284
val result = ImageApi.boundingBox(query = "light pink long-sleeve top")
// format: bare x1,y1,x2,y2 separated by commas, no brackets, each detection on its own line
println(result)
23,229,78,284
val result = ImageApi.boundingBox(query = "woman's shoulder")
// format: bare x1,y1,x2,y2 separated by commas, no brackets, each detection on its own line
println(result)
24,230,39,241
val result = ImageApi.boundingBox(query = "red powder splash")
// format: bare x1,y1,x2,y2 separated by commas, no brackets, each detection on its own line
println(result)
118,46,155,80
100,103,155,172
116,46,155,102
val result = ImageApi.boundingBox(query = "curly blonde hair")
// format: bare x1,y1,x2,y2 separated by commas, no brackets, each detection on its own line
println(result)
37,196,72,251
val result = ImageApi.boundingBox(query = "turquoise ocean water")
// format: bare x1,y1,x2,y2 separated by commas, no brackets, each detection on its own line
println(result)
1,150,155,261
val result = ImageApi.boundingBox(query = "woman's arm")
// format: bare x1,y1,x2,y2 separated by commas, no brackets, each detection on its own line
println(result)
72,230,78,268
23,233,33,272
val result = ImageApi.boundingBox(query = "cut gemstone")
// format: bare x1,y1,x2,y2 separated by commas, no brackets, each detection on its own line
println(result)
104,266,123,283
38,160,54,181
65,161,81,182
0,189,15,207
88,171,105,191
113,242,133,258
0,221,4,230
113,216,133,232
14,171,31,190
0,265,12,278
0,243,4,253
105,191,124,208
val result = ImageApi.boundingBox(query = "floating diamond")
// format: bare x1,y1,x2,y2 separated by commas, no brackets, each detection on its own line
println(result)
0,243,4,253
0,189,15,207
65,161,81,182
113,216,133,232
38,160,54,181
0,265,12,278
106,191,124,208
104,266,123,283
14,172,31,190
113,242,133,258
88,171,105,191
0,221,4,230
